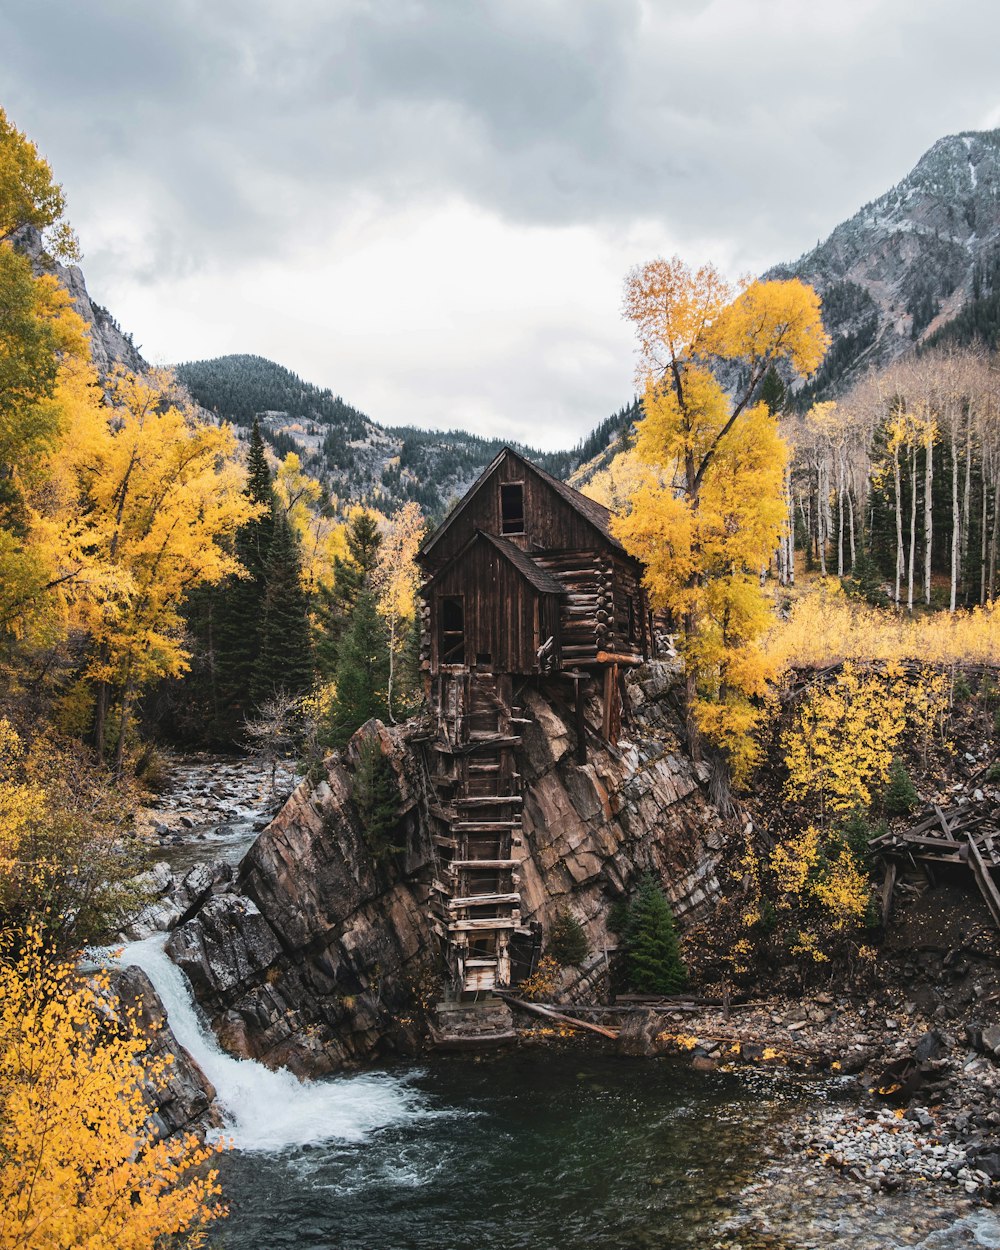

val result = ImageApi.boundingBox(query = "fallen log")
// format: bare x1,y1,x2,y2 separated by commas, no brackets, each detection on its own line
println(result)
499,995,619,1040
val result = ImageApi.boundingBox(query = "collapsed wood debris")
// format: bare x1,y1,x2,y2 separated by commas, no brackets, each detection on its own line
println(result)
870,799,1000,929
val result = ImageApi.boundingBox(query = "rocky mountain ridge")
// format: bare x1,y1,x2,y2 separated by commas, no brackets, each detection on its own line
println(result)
773,129,1000,403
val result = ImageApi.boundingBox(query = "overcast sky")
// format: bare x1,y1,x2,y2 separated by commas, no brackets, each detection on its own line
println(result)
4,1,1000,450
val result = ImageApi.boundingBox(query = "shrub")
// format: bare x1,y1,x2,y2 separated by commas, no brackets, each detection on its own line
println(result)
519,955,560,1001
622,875,686,994
882,758,919,817
546,907,589,967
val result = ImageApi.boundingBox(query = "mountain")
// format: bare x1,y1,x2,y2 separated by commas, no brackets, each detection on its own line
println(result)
175,353,635,519
15,226,148,378
771,129,1000,404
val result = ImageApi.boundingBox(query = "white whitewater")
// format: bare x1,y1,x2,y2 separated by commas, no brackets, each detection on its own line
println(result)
114,937,427,1153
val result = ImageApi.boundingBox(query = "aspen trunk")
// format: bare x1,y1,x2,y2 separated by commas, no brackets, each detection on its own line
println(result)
907,443,917,612
990,471,1000,603
893,446,904,606
951,427,960,614
924,438,933,606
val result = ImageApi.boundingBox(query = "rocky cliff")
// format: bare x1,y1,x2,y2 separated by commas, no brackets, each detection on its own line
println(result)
166,660,726,1076
15,226,149,377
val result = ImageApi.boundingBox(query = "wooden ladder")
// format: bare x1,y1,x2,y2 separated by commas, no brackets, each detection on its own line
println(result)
427,670,524,993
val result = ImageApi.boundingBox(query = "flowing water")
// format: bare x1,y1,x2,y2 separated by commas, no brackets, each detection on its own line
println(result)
110,939,1000,1249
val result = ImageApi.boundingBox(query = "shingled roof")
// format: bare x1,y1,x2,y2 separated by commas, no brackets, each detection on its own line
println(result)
478,532,565,594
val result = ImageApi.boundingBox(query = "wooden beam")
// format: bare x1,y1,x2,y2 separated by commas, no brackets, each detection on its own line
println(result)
448,859,518,870
448,892,521,908
880,860,897,927
966,834,1000,930
596,649,643,666
448,917,521,932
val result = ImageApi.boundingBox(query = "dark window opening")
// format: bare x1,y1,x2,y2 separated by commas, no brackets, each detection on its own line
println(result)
440,595,465,665
500,482,524,534
627,595,638,642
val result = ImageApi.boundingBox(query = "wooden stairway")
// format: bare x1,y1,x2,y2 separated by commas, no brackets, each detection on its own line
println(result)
427,670,524,994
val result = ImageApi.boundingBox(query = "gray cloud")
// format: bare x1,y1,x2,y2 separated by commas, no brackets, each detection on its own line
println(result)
3,0,1000,444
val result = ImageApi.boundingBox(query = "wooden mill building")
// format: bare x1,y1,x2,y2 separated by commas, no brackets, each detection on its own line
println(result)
416,447,662,1001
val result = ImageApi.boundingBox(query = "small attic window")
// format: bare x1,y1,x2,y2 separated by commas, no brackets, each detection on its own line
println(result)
500,482,524,534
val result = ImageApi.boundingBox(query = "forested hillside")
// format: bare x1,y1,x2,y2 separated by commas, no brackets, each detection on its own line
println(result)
176,353,633,519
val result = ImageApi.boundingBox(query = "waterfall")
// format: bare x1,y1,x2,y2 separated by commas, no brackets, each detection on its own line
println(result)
113,937,426,1153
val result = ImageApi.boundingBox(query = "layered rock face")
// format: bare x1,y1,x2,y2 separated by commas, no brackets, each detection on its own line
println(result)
168,661,726,1075
108,965,218,1139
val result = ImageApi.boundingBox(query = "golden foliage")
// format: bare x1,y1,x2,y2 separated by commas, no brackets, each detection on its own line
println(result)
766,579,1000,668
0,931,225,1248
781,661,945,814
615,256,828,778
519,954,560,1001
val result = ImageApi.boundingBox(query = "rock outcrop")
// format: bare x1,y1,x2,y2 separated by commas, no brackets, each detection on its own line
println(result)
168,661,727,1075
108,965,219,1139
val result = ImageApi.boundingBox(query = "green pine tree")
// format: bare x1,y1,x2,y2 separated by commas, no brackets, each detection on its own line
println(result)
251,509,314,706
624,875,686,994
883,758,919,817
327,587,391,747
315,511,382,680
546,907,590,966
353,735,402,860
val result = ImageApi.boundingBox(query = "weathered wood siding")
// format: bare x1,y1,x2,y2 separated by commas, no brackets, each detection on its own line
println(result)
423,455,612,571
425,540,560,675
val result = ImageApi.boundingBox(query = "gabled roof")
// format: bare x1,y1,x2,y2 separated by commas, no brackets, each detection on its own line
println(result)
417,445,626,561
425,529,565,596
478,532,565,594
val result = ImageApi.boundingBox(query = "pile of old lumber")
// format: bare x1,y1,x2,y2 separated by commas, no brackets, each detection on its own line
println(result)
871,799,1000,929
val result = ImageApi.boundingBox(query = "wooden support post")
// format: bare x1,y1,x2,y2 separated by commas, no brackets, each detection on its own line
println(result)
602,665,614,742
574,674,587,764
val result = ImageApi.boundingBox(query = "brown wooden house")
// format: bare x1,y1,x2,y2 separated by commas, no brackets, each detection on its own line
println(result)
418,446,657,679
416,449,662,1005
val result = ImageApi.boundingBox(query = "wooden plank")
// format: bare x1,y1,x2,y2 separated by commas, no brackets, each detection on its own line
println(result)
881,860,897,927
933,804,956,841
454,795,523,807
448,916,521,932
448,892,521,908
966,834,1000,930
448,859,518,870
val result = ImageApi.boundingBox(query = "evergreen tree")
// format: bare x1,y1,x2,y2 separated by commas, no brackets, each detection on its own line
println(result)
353,736,402,860
327,588,390,747
624,875,686,994
759,364,787,415
210,420,276,735
251,510,314,706
546,907,590,966
883,758,919,817
315,510,382,679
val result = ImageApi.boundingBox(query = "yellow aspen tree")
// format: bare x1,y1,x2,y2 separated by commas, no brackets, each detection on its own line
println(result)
0,931,225,1249
616,257,829,779
52,367,259,765
374,501,425,721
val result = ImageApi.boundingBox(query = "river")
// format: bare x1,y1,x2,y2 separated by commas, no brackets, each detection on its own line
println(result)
120,759,1000,1249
